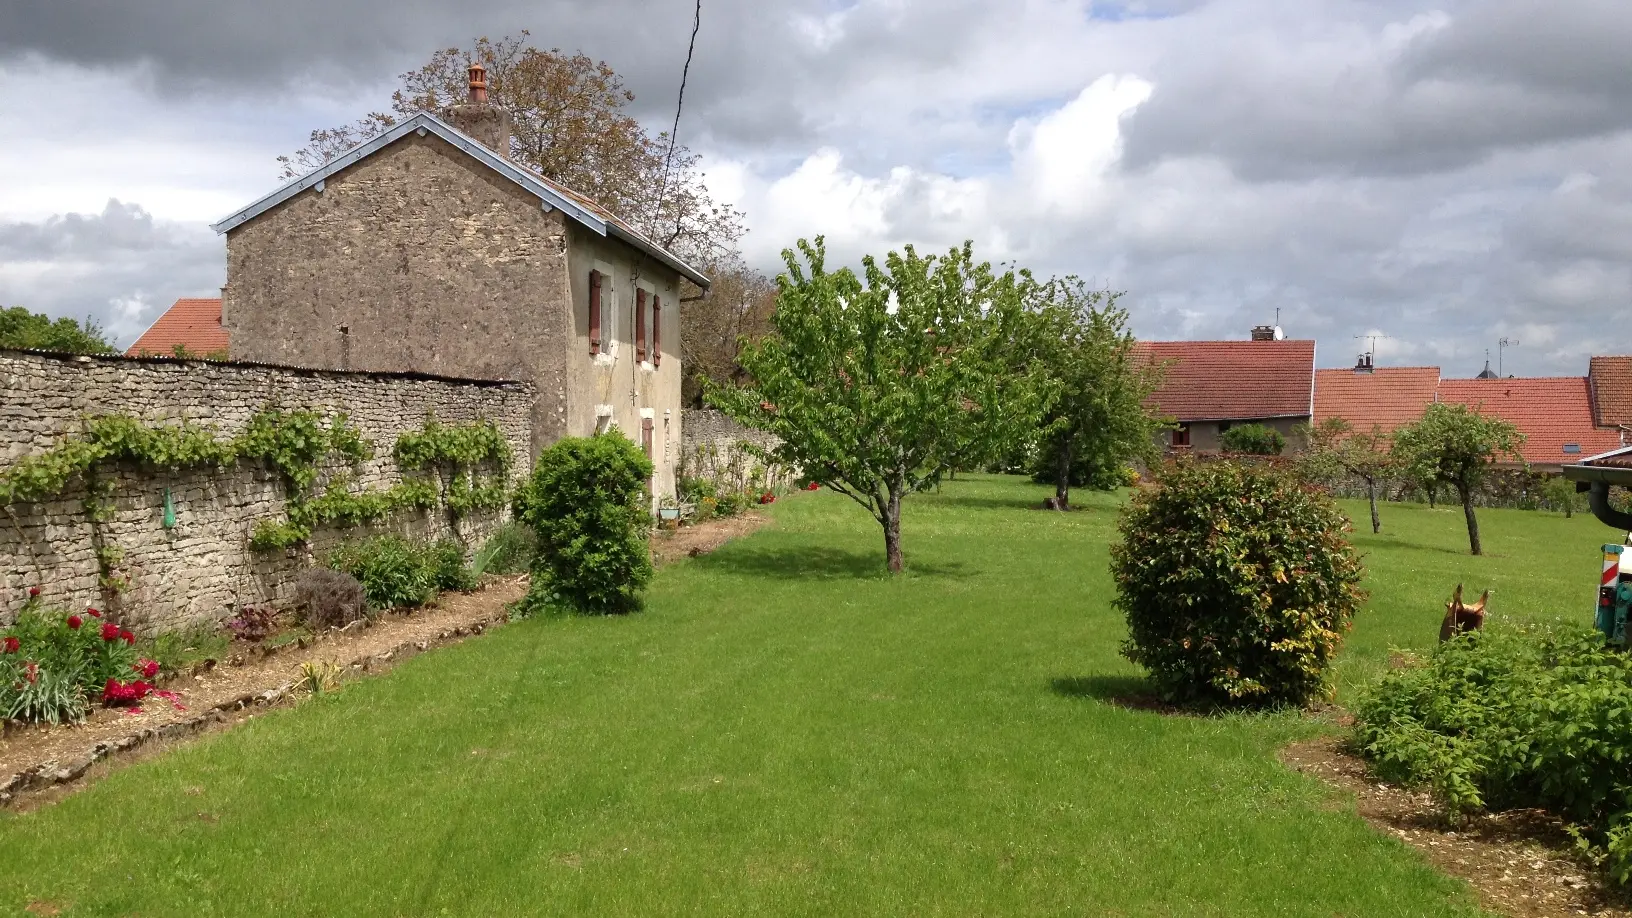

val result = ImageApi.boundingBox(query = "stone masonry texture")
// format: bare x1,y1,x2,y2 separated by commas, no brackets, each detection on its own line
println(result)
220,131,685,497
0,350,533,635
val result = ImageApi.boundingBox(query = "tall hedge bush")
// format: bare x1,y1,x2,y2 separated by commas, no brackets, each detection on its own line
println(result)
1110,461,1365,707
513,433,654,615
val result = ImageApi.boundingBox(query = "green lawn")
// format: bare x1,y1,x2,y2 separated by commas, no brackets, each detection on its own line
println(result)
0,475,1611,916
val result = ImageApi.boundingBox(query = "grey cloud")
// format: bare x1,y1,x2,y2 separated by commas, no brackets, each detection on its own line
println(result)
0,200,223,346
1120,1,1632,180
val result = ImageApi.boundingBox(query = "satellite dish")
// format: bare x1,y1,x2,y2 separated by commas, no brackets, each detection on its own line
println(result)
1272,326,1285,340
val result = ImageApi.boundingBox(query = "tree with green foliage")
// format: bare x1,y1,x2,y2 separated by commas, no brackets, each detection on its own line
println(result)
1219,423,1286,456
707,238,1055,573
1392,402,1526,555
512,433,654,614
0,307,115,354
1030,284,1166,509
1300,418,1395,534
1540,475,1578,518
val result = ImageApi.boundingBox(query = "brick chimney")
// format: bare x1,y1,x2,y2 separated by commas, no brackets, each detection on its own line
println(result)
442,62,511,156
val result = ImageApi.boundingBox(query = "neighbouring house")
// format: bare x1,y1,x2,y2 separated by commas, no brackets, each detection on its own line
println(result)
1589,356,1632,433
125,298,229,357
1312,359,1441,436
1137,329,1316,452
1438,376,1623,470
210,64,708,500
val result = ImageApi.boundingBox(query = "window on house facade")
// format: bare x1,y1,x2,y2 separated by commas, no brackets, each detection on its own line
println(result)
1171,424,1191,448
588,270,602,355
635,288,648,363
590,267,619,359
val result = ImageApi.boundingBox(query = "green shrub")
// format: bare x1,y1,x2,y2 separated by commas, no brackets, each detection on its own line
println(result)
714,492,747,518
1354,623,1632,885
429,539,477,593
472,522,536,576
326,536,437,611
513,433,654,615
1110,461,1365,707
1219,423,1286,456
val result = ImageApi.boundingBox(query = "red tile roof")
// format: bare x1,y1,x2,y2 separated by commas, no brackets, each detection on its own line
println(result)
1589,356,1632,428
1437,376,1623,466
1313,367,1440,435
126,298,228,357
1135,340,1315,421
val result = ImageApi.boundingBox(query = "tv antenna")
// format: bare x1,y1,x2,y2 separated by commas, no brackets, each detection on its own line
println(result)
1498,337,1519,378
1354,333,1391,360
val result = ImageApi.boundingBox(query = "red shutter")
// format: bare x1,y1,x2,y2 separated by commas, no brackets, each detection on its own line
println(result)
588,270,602,355
635,288,648,362
652,295,662,367
641,417,654,459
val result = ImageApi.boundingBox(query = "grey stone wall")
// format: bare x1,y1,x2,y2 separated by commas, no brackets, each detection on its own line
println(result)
679,409,796,492
0,350,533,634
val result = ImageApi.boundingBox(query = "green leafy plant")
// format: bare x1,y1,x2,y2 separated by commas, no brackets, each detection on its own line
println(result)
472,522,536,577
1219,423,1286,456
1354,623,1632,887
429,539,477,593
327,536,440,611
1541,475,1579,518
1110,460,1366,707
394,418,512,517
298,660,343,695
513,433,654,615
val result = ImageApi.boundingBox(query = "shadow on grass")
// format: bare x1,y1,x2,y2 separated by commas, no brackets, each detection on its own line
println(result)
925,492,1045,512
1050,674,1196,716
696,544,973,581
1360,537,1483,558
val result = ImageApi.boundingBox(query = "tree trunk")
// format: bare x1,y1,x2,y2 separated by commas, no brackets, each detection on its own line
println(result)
883,490,904,574
1366,478,1381,534
1427,483,1437,509
1458,484,1482,556
1053,441,1072,511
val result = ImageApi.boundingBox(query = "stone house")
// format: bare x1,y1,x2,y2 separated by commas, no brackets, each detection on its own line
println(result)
211,65,708,501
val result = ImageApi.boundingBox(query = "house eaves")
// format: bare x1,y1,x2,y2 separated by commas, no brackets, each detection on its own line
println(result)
209,111,711,289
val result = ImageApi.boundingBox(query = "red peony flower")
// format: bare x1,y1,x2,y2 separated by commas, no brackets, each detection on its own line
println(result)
759,492,776,504
120,630,136,646
1,637,17,654
28,587,40,598
24,661,38,684
86,608,101,618
805,482,821,491
100,622,121,641
67,615,83,630
137,659,159,679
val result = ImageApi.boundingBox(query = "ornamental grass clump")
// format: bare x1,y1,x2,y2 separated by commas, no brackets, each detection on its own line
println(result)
1355,623,1632,887
1110,460,1365,708
513,433,653,616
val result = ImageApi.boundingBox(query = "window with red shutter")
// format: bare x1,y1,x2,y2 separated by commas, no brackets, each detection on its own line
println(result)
588,270,602,355
652,295,662,367
635,288,648,362
641,417,654,459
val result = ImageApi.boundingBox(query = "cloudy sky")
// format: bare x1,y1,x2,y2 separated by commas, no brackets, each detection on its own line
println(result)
2,0,1628,376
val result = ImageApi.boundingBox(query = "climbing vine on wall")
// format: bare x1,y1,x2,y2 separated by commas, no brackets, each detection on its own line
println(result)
392,418,512,516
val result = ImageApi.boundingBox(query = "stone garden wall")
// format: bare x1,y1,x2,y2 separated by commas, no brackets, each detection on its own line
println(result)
0,350,533,634
679,409,798,493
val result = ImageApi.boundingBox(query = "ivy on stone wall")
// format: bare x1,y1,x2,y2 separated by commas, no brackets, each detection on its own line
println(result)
392,418,512,516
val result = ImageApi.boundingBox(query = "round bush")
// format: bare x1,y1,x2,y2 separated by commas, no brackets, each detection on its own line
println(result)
1219,423,1286,456
1110,460,1365,707
513,433,654,615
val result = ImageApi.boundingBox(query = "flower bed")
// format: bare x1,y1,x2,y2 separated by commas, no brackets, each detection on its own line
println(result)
1,590,162,724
